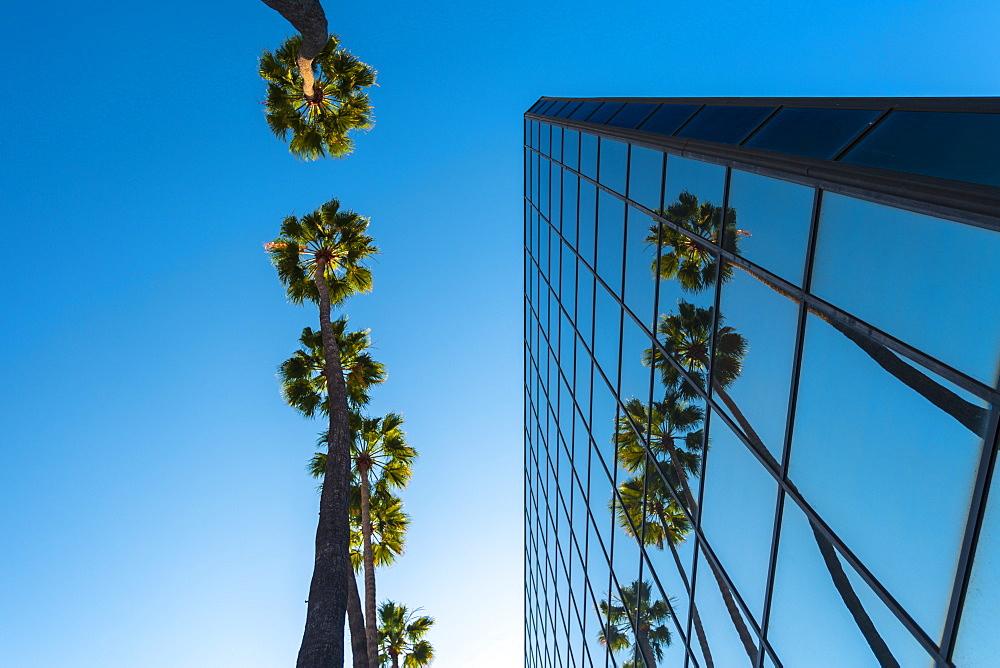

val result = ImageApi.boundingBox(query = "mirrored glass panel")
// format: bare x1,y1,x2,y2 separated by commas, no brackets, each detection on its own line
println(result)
842,110,1000,187
637,104,701,136
744,107,881,160
569,101,602,122
598,138,628,195
715,264,800,461
677,106,776,145
578,181,597,270
596,190,626,291
623,206,659,330
551,127,563,164
767,500,934,667
564,130,580,171
812,192,1000,385
606,103,660,130
698,416,778,621
627,145,664,213
580,133,598,181
555,101,584,119
589,102,625,125
540,123,551,158
790,313,987,638
664,155,727,241
726,170,814,284
690,550,761,667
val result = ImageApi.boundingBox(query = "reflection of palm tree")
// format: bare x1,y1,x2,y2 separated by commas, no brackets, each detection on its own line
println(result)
648,192,987,437
599,580,673,667
651,300,899,667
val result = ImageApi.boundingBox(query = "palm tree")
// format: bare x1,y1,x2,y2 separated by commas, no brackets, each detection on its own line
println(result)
260,0,329,98
598,579,673,667
280,319,386,414
377,601,435,668
266,197,377,668
647,192,988,437
259,34,376,160
311,448,412,668
352,413,416,668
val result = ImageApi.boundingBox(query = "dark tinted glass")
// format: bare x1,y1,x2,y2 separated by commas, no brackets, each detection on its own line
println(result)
587,103,625,125
544,101,570,118
605,103,660,129
528,100,546,114
637,104,701,135
842,110,1000,187
677,106,776,145
554,101,583,119
569,102,602,121
744,107,882,159
597,138,628,194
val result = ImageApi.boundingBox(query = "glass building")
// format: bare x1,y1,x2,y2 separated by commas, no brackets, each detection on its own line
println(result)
523,97,1000,667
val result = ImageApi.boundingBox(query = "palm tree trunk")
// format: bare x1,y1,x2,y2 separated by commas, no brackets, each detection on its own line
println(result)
347,572,369,668
657,508,714,668
360,469,379,668
711,382,897,667
296,257,351,668
259,0,329,98
730,264,987,437
636,628,657,667
391,647,400,668
659,439,758,664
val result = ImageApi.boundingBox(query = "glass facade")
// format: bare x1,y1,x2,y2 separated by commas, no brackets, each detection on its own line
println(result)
524,97,1000,667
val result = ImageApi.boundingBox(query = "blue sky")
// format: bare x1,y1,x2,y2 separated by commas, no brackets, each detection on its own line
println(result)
1,0,999,666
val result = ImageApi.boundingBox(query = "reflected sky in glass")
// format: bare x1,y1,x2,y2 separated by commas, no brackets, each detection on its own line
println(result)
691,549,760,667
598,138,628,195
726,170,814,284
812,193,1000,386
627,145,664,212
767,499,934,667
791,313,985,638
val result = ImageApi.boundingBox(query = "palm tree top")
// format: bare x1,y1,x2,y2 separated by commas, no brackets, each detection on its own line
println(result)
259,33,377,160
265,197,377,306
378,600,435,667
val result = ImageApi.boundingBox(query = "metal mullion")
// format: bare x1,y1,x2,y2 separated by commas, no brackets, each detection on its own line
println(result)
738,105,785,146
942,404,1000,661
755,186,823,668
830,108,894,161
528,150,1000,406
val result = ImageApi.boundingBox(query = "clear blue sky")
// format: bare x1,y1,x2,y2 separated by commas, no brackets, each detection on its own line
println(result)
1,0,998,666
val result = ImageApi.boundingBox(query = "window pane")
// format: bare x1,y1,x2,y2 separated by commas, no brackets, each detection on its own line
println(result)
551,127,563,164
598,138,628,195
726,170,814,285
589,102,625,125
744,107,882,159
627,145,664,212
569,101,602,121
564,130,580,172
578,181,597,269
623,205,659,330
767,500,934,667
812,193,1000,385
555,101,584,119
790,313,987,638
606,103,660,130
637,104,701,135
954,470,1000,664
596,190,626,291
842,110,1000,187
664,155,726,240
691,550,760,666
540,123,551,157
677,106,776,145
580,133,598,180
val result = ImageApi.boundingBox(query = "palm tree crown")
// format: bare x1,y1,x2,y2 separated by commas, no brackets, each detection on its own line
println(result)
377,601,435,668
260,34,377,160
598,579,673,667
280,320,386,415
266,197,377,305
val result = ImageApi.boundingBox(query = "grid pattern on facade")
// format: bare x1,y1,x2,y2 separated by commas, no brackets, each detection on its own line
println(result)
523,98,1000,668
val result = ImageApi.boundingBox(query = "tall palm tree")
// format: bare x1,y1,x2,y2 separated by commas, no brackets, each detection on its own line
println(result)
647,192,988,437
649,299,899,666
598,579,673,667
259,34,376,160
267,197,377,668
351,413,416,668
260,0,329,98
311,449,412,668
377,601,435,668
